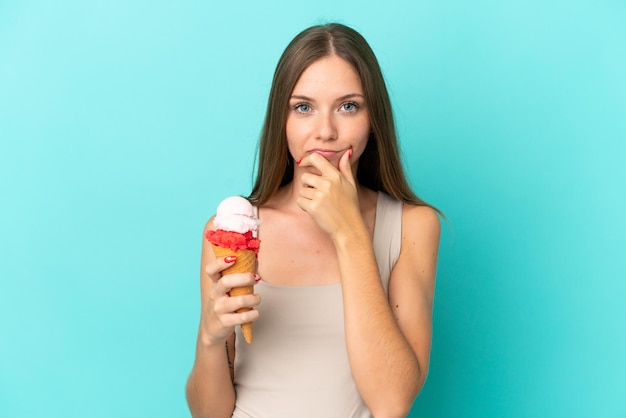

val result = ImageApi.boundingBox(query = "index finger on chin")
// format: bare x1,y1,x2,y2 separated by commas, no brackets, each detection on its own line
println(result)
298,152,335,174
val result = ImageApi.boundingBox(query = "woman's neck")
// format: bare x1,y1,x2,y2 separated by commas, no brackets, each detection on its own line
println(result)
265,179,376,214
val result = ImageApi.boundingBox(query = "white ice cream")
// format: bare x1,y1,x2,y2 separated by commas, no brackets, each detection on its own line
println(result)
214,196,260,234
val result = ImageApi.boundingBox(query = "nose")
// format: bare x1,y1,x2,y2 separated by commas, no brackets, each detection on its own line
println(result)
314,111,337,141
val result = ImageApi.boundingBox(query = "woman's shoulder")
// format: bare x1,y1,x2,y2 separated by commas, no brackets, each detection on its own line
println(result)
401,203,441,242
203,215,216,231
378,192,438,220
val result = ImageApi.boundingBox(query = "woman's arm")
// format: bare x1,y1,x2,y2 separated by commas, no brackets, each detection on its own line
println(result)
186,333,236,418
335,204,440,418
297,151,440,417
185,220,261,418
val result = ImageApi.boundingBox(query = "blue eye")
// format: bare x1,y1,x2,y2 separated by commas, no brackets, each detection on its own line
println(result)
341,102,358,112
294,103,311,113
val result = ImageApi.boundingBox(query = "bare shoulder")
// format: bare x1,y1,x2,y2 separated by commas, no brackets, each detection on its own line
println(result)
205,215,215,228
389,203,440,313
401,204,441,244
201,216,217,267
395,203,441,288
202,215,218,237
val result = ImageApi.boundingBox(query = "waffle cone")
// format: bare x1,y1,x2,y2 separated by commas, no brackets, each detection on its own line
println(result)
211,244,256,343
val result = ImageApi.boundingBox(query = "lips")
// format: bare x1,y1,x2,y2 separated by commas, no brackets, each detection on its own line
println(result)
308,148,343,159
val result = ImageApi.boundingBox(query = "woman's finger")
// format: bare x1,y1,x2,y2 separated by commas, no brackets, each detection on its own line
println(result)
298,183,323,201
209,279,231,299
220,272,257,289
209,272,256,299
298,152,339,176
338,147,355,185
212,309,261,328
213,293,261,315
205,255,238,282
300,172,333,191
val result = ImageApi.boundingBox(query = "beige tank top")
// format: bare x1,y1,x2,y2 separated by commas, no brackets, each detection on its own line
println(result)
232,192,402,418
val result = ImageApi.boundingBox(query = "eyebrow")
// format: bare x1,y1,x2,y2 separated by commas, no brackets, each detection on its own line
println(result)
289,93,365,102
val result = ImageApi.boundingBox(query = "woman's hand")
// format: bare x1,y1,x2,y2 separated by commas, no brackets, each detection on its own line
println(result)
200,256,261,347
296,148,363,239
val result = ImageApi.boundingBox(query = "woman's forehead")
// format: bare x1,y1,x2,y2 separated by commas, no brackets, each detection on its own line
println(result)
291,56,363,98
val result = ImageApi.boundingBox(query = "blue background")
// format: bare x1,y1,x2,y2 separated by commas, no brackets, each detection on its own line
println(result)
1,1,625,417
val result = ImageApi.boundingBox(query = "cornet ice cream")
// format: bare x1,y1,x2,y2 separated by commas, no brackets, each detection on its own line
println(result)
206,196,260,343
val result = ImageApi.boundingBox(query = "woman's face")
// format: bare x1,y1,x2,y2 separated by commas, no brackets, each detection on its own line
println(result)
286,55,370,171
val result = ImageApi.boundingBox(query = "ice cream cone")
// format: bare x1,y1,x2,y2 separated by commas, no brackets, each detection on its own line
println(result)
211,244,256,343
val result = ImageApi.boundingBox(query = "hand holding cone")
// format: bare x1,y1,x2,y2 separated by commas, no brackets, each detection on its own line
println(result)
210,245,257,343
206,196,260,344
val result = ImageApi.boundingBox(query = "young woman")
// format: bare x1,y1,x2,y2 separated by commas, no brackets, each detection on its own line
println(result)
186,23,440,418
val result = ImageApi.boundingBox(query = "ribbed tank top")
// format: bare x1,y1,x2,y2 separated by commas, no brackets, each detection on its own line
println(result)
232,192,402,418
